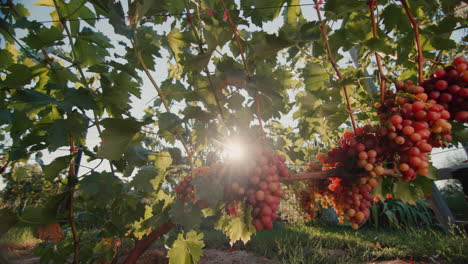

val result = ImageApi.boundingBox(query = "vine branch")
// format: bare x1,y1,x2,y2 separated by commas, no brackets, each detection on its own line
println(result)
121,222,175,264
314,1,357,133
368,0,387,103
186,3,226,124
284,168,402,182
67,136,79,264
400,0,424,84
134,48,194,176
220,0,266,140
52,0,115,176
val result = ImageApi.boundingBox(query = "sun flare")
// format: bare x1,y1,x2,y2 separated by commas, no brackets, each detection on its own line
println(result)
223,140,245,161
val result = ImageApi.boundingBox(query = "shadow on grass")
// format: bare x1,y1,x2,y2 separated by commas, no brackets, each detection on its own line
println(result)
202,222,468,264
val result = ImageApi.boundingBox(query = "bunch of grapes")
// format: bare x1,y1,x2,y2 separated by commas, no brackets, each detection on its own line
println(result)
379,80,452,180
174,175,195,203
246,146,288,231
311,130,382,228
173,144,289,232
421,56,467,123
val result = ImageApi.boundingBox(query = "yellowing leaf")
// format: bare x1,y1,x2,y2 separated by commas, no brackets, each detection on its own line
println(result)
168,231,205,264
34,0,54,6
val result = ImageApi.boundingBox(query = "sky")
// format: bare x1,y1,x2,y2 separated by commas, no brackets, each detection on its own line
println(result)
0,1,466,189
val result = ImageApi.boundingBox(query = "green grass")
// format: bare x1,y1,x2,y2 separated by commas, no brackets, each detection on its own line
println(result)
202,223,468,264
0,226,40,249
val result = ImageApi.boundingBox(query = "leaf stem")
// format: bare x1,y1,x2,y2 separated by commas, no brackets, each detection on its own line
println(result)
400,0,424,84
220,0,266,140
314,1,357,134
368,0,387,103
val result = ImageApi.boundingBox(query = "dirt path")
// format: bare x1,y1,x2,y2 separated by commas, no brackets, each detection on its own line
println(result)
1,248,434,264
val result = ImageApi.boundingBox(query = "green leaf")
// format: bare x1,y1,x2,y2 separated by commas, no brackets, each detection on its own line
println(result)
393,180,418,205
97,118,142,160
324,0,366,19
80,171,123,200
0,49,14,69
240,0,286,26
203,23,232,51
131,165,164,193
167,230,205,264
300,21,321,41
364,38,393,54
63,88,97,110
158,113,182,135
3,64,34,86
47,112,88,150
43,155,73,181
182,106,216,122
302,63,329,91
21,26,64,50
169,202,203,230
148,151,173,171
191,177,223,207
381,4,411,32
215,203,255,245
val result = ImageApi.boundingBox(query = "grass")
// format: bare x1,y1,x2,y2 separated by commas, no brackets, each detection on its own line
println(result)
0,226,40,249
202,222,468,264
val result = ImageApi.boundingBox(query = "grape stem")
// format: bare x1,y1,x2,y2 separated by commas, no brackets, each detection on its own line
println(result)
220,0,266,140
368,0,387,104
400,0,424,84
314,1,357,134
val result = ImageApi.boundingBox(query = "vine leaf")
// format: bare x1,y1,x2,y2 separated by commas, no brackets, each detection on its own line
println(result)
131,165,163,193
148,151,172,171
167,230,205,264
0,49,14,68
215,203,255,245
21,26,64,50
43,155,73,181
393,180,419,205
302,62,328,92
47,112,88,150
192,177,223,206
97,118,142,160
80,172,124,206
169,202,203,231
300,21,321,41
157,113,182,137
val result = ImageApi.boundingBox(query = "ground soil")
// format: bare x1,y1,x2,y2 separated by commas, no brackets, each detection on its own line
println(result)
1,247,436,264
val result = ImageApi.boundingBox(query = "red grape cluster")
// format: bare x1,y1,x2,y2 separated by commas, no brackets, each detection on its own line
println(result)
311,130,383,228
300,72,458,228
379,80,452,180
174,175,195,203
246,146,288,231
173,145,289,232
421,56,468,123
